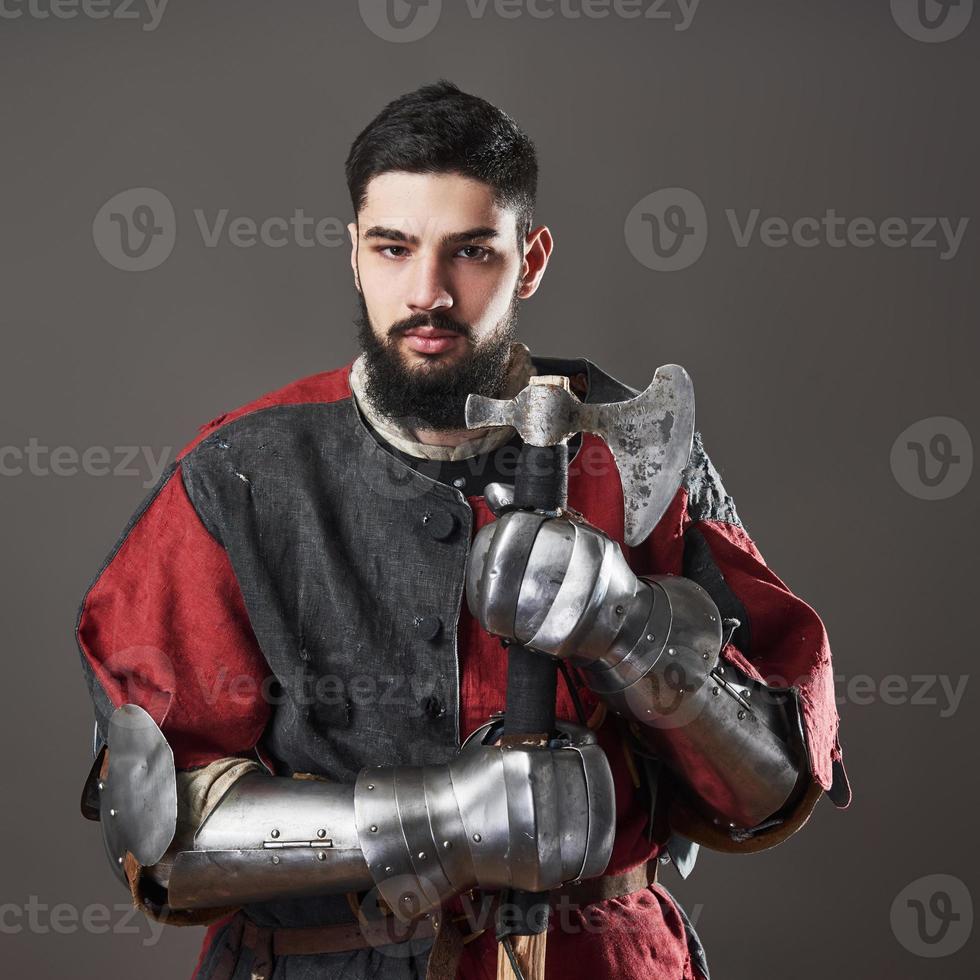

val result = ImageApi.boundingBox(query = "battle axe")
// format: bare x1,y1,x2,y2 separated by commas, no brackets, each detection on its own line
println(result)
463,364,695,979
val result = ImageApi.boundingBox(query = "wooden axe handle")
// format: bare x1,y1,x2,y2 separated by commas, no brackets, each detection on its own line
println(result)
495,441,568,979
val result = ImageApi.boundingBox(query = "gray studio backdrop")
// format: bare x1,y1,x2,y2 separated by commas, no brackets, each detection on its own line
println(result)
2,2,976,977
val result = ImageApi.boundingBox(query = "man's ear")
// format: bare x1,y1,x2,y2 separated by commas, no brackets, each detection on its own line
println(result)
347,221,361,293
518,225,554,299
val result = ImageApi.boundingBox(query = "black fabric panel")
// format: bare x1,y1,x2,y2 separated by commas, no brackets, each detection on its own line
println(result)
682,524,752,654
681,432,743,528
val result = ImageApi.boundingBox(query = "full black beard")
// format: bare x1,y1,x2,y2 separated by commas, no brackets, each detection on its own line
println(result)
354,288,520,430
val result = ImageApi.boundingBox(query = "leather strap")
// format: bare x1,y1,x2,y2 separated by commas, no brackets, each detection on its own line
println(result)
553,856,658,909
231,857,660,979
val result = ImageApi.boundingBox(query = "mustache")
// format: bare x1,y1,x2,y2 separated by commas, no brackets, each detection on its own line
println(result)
387,311,472,339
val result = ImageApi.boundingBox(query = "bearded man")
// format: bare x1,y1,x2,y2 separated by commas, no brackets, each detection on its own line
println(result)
75,80,850,980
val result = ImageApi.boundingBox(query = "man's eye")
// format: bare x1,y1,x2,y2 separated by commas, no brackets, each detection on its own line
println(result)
379,245,409,258
457,245,490,260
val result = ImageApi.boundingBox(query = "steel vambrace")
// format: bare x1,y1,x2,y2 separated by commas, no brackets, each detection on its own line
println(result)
98,706,614,920
466,511,806,832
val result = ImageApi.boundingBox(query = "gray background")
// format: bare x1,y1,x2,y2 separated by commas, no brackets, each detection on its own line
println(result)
1,1,977,977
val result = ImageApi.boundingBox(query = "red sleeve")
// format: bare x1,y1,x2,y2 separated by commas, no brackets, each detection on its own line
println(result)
686,516,844,796
75,463,272,769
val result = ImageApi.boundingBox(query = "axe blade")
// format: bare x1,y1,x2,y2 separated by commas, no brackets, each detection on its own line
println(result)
587,364,695,547
465,364,695,548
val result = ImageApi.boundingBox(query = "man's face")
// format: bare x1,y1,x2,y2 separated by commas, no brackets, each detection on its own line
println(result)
348,171,545,430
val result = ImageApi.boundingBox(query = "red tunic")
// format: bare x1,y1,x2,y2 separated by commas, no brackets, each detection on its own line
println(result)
76,361,846,980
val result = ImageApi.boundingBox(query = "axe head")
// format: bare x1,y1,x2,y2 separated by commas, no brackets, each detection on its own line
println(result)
465,365,695,547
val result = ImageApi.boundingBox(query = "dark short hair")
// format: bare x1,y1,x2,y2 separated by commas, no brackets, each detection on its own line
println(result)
345,80,538,248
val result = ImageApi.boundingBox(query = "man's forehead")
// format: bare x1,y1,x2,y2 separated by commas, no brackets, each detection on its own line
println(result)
358,171,516,240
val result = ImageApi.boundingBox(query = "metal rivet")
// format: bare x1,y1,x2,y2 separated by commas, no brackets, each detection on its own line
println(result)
472,833,482,843
316,852,327,861
744,690,751,698
385,866,393,874
615,604,625,615
109,809,117,817
271,856,280,865
737,710,746,720
646,633,655,642
702,652,709,660
717,665,725,675
711,687,719,696
422,512,432,524
452,477,466,489
418,851,427,860
317,829,327,839
403,896,412,904
367,784,375,791
97,782,104,791
370,825,378,833
271,829,280,839
668,647,675,655
442,841,452,849
117,856,124,865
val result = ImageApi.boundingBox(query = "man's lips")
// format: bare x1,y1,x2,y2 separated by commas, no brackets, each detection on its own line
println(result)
400,325,464,354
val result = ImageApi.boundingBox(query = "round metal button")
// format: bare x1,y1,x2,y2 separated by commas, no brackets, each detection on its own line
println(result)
421,509,457,541
415,615,443,642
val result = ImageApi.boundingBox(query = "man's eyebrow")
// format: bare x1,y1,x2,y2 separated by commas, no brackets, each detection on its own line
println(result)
362,225,500,247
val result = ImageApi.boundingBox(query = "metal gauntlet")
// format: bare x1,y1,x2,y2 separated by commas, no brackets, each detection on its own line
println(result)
354,719,614,920
585,574,804,830
96,706,613,920
467,511,805,831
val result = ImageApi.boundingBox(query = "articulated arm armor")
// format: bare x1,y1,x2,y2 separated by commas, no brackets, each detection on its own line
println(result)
95,705,614,920
466,505,806,832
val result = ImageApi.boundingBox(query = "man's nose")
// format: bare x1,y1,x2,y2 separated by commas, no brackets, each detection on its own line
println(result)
406,252,453,314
